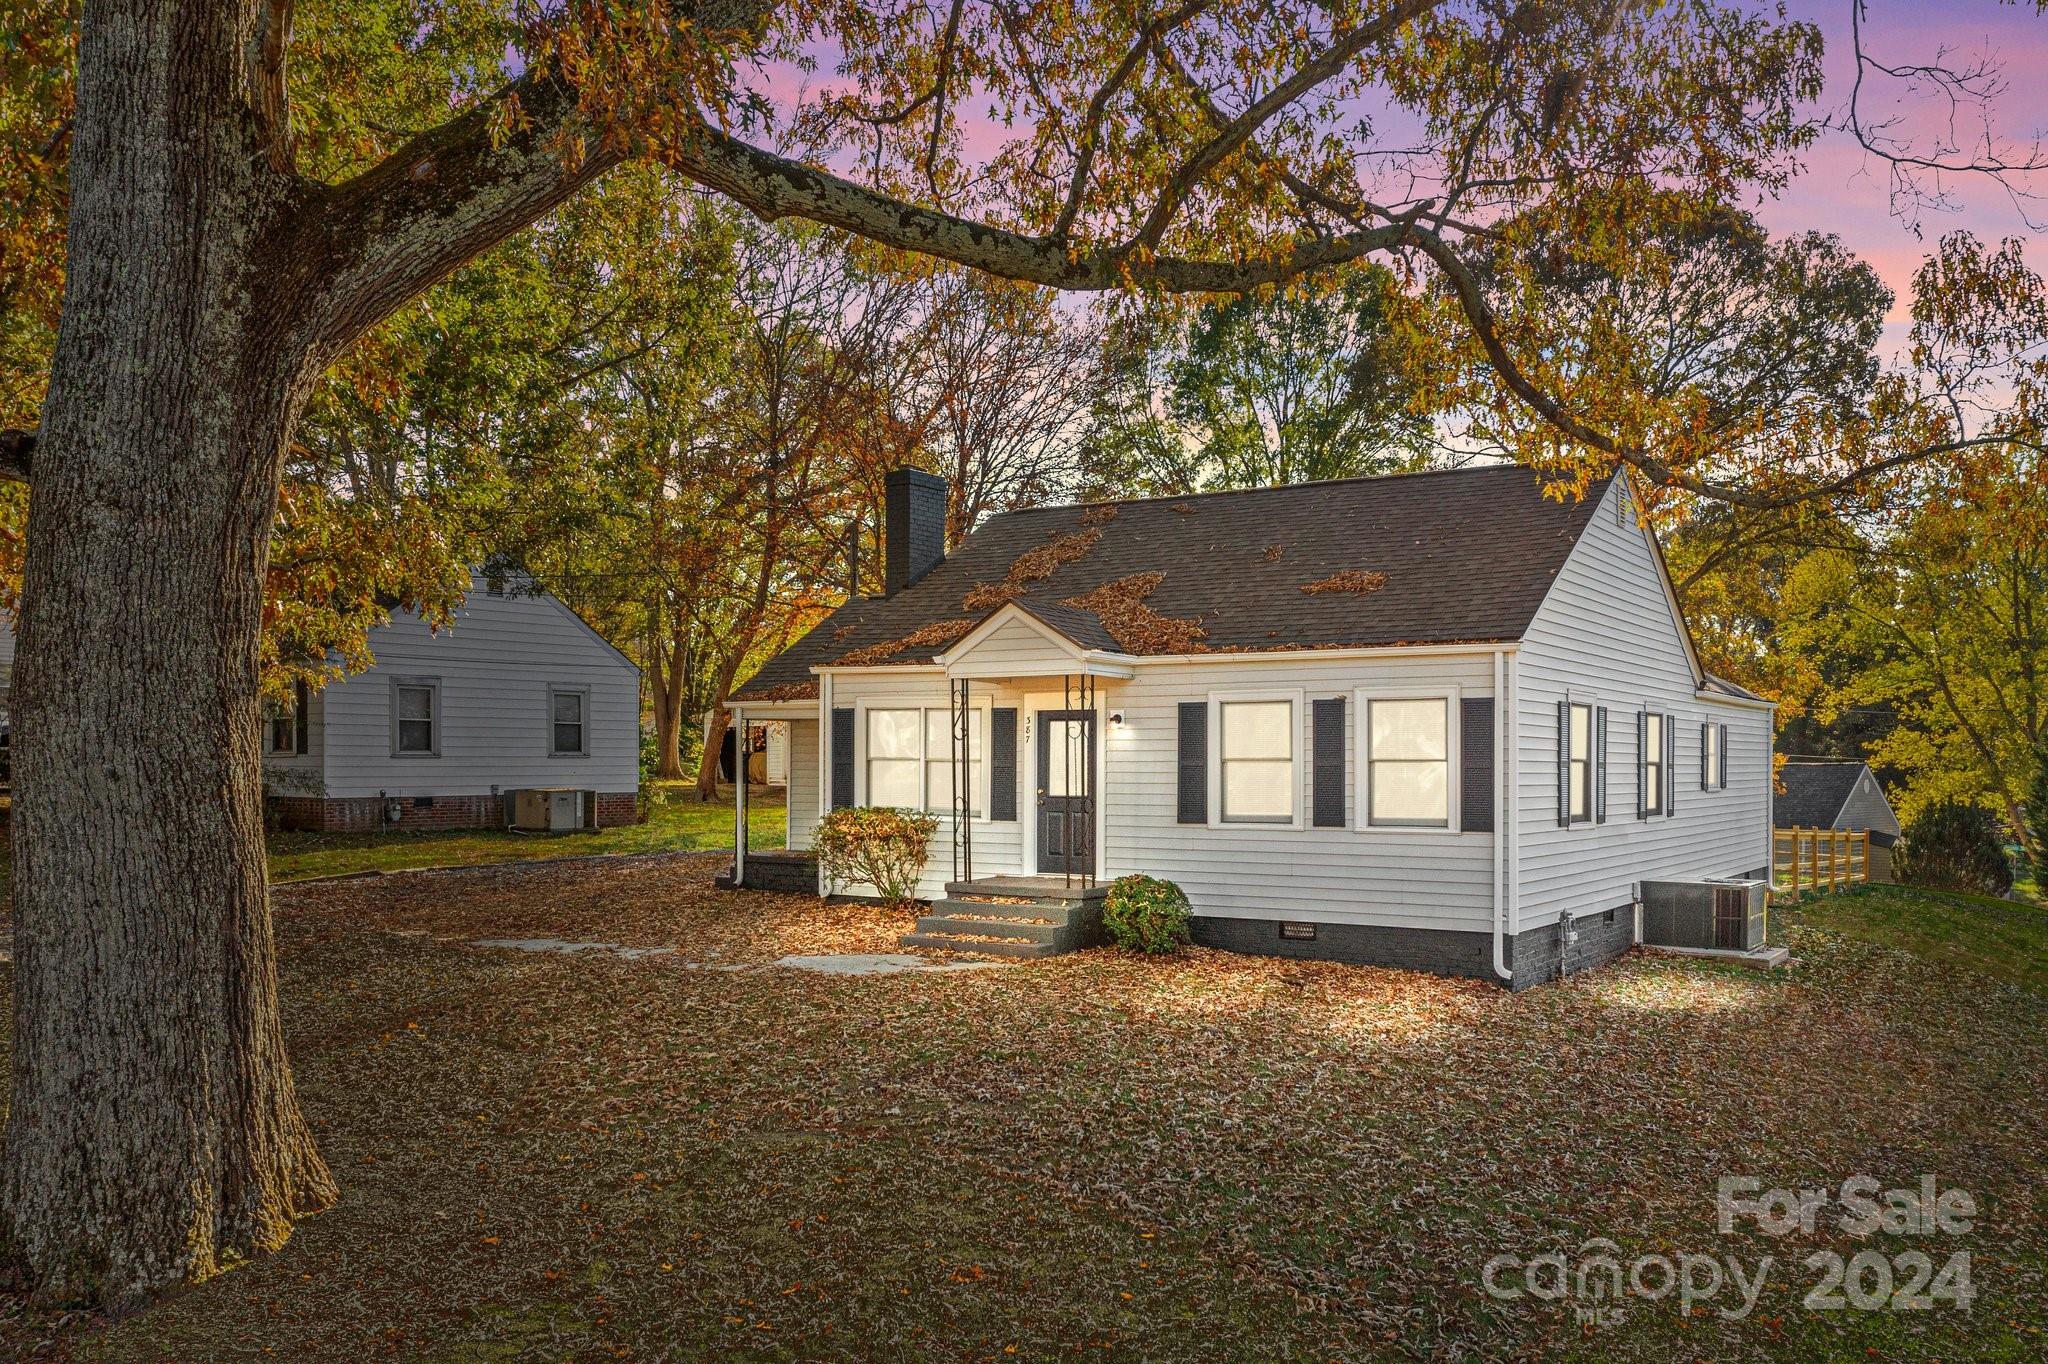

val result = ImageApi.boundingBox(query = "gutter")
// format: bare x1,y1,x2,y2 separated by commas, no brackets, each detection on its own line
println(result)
1493,647,1514,985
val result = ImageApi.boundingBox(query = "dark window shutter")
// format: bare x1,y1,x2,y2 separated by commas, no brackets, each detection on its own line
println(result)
1177,701,1208,824
1556,699,1571,827
1460,696,1494,833
1312,697,1346,827
1636,711,1649,819
830,707,855,808
1594,705,1608,823
293,679,310,755
1664,714,1677,817
1719,723,1730,789
989,708,1018,821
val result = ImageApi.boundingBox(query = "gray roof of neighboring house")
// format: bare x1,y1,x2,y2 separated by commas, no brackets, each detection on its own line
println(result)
1775,762,1889,831
733,465,1614,701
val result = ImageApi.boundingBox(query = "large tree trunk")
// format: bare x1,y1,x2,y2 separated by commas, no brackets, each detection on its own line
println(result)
650,610,690,781
696,700,734,801
1,2,335,1311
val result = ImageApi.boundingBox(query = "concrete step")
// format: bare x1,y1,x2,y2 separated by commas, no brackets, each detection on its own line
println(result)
928,897,1073,924
915,914,1062,943
945,878,1106,904
900,932,1060,960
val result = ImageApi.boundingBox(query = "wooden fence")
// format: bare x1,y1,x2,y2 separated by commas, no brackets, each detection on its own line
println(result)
1772,827,1871,899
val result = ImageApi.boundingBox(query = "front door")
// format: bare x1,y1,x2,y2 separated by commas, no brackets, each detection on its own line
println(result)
1035,710,1096,875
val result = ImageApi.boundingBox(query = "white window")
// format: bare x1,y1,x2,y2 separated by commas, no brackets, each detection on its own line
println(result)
1366,697,1449,827
1642,711,1665,814
864,705,983,814
1568,703,1593,823
392,679,439,756
550,687,589,756
1702,722,1722,790
1218,698,1296,823
924,708,984,816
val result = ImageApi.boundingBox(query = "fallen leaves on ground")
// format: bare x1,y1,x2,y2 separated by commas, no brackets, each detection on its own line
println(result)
0,862,2041,1363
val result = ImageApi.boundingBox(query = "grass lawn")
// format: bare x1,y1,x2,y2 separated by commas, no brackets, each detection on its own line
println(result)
1772,882,2048,994
0,784,784,904
2,867,2043,1362
265,782,786,883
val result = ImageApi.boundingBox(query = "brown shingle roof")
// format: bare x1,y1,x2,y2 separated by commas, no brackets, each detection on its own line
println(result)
734,466,1609,700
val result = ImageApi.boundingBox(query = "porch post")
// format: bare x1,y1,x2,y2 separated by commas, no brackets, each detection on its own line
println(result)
733,705,747,887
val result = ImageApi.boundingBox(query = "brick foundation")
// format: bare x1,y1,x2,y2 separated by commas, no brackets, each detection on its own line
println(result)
1190,904,1636,991
266,792,641,833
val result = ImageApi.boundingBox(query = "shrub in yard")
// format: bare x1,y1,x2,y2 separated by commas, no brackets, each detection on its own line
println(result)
1895,801,2014,896
813,806,939,905
1102,874,1193,954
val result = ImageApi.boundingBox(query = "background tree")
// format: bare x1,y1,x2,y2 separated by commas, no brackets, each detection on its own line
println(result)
1087,267,1427,493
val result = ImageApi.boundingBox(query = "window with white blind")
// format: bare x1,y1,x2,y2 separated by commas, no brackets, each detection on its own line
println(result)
1642,711,1666,815
1366,697,1450,827
864,705,983,814
1217,697,1296,824
1568,703,1593,823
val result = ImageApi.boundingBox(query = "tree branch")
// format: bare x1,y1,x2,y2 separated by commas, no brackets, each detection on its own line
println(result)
1125,0,1440,256
673,126,1416,290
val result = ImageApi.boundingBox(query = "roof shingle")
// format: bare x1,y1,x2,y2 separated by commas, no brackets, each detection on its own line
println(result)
735,466,1610,700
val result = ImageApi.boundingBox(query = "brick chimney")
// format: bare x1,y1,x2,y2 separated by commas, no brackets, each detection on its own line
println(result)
884,467,947,597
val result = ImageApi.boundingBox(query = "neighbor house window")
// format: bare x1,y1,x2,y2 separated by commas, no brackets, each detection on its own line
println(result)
1366,697,1450,827
1642,711,1666,815
864,706,983,814
393,679,439,756
550,687,589,756
265,680,308,756
1218,698,1295,823
1702,722,1722,790
1568,702,1593,823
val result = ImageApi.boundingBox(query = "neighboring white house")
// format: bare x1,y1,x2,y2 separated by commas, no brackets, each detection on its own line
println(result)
727,465,1775,988
263,573,641,831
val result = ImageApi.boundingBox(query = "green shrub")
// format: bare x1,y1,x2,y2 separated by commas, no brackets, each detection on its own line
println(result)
1102,874,1193,954
1895,801,2014,897
813,806,940,905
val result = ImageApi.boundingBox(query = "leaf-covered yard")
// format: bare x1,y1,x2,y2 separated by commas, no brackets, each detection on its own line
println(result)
2,858,2042,1362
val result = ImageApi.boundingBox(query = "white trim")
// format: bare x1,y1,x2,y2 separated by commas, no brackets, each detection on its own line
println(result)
1353,684,1463,834
1694,689,1778,712
852,694,994,817
1018,690,1107,878
937,604,1078,665
1207,687,1305,830
1134,641,1519,666
816,640,1521,683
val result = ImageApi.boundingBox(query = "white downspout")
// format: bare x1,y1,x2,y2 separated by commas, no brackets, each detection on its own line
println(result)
816,673,832,897
1493,648,1513,984
732,703,747,887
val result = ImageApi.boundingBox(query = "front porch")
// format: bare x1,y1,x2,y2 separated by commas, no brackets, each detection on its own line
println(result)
727,602,1138,909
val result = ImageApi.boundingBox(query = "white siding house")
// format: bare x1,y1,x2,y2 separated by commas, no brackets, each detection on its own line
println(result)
729,467,1773,986
262,574,641,831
